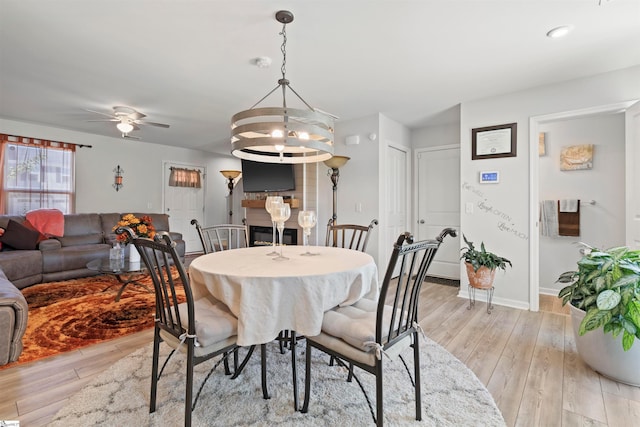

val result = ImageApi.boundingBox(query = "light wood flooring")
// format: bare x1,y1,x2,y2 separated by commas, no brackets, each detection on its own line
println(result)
1,283,638,426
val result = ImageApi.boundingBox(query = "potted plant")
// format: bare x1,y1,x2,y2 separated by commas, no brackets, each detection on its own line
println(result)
557,244,640,386
460,235,512,289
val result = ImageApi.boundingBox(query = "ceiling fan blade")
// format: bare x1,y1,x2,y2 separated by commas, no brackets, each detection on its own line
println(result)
85,108,117,119
129,111,146,120
123,134,141,140
138,121,170,128
86,119,118,122
132,123,141,131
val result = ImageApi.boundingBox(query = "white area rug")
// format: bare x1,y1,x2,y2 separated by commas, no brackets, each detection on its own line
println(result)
51,337,505,426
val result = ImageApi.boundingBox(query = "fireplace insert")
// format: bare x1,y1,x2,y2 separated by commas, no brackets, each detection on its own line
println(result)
249,225,298,247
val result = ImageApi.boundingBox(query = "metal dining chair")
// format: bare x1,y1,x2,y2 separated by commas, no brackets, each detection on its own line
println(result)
191,220,248,254
116,226,268,427
325,218,378,252
302,228,457,426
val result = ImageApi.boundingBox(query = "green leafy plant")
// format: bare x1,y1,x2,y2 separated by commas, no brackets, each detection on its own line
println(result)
460,235,512,272
557,244,640,351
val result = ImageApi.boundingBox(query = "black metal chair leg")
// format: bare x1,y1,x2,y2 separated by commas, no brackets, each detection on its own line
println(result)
261,343,270,399
291,330,299,411
230,345,256,379
149,328,161,413
301,341,311,413
413,333,422,420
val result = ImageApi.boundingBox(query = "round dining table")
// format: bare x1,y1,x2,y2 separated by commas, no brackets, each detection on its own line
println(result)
188,245,379,346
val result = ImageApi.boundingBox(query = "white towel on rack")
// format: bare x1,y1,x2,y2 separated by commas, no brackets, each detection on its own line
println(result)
540,200,559,237
559,199,579,213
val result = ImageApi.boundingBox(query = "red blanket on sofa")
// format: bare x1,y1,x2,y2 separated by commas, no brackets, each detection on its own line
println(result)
25,209,65,237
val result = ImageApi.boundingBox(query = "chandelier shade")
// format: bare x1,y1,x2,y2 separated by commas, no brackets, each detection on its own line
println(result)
230,10,335,164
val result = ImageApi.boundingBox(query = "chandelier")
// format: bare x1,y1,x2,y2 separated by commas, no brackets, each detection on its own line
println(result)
231,10,335,164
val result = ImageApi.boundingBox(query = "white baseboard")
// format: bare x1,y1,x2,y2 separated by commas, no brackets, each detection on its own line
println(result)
539,287,560,296
457,288,530,311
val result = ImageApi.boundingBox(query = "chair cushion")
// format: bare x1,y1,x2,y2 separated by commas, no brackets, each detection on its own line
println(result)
321,298,398,352
177,296,238,348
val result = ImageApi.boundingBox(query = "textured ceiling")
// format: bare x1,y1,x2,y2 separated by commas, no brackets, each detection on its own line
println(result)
1,0,639,154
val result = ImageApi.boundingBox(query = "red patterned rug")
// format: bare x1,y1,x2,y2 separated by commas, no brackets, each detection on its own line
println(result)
0,270,185,370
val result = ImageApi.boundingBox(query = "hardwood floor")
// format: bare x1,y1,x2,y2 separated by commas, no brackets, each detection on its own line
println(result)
2,283,638,426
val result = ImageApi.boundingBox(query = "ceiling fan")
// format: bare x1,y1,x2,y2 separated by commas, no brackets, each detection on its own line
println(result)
86,106,170,138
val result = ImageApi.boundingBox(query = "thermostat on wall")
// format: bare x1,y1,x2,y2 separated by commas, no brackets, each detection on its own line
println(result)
479,171,499,184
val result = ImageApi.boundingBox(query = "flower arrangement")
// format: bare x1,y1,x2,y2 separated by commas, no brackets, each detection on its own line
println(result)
112,213,156,244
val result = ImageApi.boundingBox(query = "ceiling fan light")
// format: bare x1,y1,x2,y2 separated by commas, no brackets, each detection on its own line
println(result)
271,129,284,138
298,131,309,140
116,122,134,133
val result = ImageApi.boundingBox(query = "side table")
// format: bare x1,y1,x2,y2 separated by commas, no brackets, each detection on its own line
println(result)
87,258,151,302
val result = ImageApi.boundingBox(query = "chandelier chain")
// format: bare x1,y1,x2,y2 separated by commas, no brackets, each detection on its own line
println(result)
280,24,287,79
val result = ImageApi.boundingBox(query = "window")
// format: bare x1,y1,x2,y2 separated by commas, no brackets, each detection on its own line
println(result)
0,134,75,215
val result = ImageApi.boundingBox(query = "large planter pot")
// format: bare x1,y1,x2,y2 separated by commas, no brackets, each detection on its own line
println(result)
465,263,496,289
570,304,640,387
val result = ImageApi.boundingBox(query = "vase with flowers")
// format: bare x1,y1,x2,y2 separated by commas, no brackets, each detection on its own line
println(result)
112,214,156,264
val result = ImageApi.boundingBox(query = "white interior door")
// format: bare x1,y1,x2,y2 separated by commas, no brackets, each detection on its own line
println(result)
384,145,409,276
626,101,640,248
163,162,205,254
415,146,461,279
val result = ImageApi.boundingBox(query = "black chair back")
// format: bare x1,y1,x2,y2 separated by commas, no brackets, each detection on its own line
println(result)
377,228,456,349
326,218,378,252
118,227,194,341
191,219,248,253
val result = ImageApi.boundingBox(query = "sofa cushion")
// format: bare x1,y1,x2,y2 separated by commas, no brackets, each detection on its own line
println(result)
99,213,122,239
57,214,103,246
0,250,42,287
0,219,41,250
42,243,110,273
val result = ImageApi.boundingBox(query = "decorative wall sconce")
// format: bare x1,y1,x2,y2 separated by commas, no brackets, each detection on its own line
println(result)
113,165,124,191
323,156,350,225
220,170,242,223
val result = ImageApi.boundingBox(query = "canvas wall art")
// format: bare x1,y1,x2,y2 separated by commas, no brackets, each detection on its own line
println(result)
560,144,593,171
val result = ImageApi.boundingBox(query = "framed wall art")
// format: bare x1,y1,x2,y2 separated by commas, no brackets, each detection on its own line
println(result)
471,122,517,160
560,144,593,171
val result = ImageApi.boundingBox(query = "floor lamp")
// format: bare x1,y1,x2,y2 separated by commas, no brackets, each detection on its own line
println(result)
323,156,350,226
220,170,241,223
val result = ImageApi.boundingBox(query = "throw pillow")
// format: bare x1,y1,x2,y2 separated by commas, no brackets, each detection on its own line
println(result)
22,219,48,243
0,219,42,250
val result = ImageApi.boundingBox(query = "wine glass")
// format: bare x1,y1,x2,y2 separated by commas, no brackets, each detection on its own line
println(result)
272,203,291,261
298,210,318,256
265,196,283,255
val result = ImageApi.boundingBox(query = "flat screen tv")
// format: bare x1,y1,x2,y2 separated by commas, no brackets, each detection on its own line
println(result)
241,159,296,193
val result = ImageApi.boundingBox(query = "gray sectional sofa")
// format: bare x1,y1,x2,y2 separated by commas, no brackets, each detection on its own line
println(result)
0,212,185,366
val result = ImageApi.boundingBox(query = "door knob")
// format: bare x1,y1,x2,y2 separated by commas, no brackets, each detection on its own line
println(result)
418,219,425,224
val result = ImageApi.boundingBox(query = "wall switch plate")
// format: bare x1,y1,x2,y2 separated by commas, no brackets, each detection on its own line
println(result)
465,202,474,214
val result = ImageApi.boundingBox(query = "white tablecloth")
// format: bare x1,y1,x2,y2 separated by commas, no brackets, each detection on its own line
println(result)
189,245,379,346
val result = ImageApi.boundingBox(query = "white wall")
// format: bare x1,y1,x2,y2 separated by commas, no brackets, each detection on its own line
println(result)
460,65,640,309
538,113,625,294
411,121,460,150
0,118,240,237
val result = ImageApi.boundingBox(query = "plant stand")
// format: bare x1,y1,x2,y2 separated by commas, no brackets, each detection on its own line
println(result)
467,284,494,314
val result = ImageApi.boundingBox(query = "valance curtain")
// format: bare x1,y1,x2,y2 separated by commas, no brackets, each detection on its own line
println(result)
0,134,76,215
168,167,202,188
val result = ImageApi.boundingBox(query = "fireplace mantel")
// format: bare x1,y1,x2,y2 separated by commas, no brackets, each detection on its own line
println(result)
242,199,300,209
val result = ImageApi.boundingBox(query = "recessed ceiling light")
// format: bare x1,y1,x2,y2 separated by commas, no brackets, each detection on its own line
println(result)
546,25,573,38
253,57,272,68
